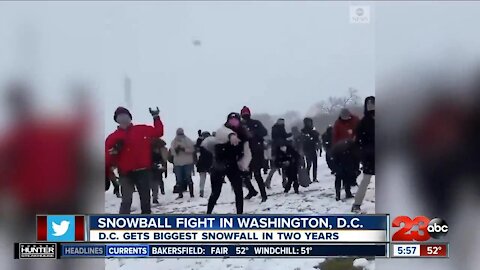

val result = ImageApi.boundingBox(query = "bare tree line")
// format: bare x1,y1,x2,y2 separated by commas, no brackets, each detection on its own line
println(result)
253,88,364,138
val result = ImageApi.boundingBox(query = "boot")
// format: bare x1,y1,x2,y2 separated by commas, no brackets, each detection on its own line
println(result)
176,193,184,199
351,204,361,213
113,186,121,198
160,181,165,195
207,198,215,214
335,190,341,201
346,190,354,199
261,196,267,203
294,188,299,194
152,198,159,204
189,182,194,198
245,190,258,200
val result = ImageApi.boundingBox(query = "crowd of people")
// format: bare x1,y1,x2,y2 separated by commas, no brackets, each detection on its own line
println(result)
105,97,375,214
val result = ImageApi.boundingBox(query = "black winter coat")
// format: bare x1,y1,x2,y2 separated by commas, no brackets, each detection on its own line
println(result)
331,140,360,178
356,113,375,175
213,124,251,173
274,144,301,172
322,127,333,151
243,118,267,170
301,127,321,157
196,138,213,173
271,124,292,156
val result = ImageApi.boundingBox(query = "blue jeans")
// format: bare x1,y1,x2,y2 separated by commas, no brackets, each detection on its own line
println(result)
174,164,193,193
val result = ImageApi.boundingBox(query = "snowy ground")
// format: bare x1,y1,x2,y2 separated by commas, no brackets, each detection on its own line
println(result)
105,157,375,270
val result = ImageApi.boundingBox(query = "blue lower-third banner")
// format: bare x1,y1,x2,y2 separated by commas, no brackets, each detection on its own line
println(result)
60,243,387,258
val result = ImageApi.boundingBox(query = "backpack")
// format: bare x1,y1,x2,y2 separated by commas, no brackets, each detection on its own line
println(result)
298,167,312,187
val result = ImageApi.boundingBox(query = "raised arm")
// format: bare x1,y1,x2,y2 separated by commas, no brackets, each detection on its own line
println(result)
150,117,164,137
148,107,164,137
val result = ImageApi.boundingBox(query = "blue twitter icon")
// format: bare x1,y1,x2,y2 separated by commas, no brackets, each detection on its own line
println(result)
47,215,75,242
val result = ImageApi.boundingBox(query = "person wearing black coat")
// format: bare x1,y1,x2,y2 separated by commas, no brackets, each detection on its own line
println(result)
275,141,301,194
322,125,335,174
264,118,290,188
151,138,168,203
352,96,375,212
331,139,359,201
207,112,252,214
301,117,321,182
291,126,303,154
271,118,292,155
240,106,268,202
196,131,214,198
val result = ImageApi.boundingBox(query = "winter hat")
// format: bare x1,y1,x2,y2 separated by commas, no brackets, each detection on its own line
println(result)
176,128,185,136
227,112,241,128
241,106,251,116
303,117,313,126
114,106,132,123
340,108,351,120
201,131,211,137
227,112,241,121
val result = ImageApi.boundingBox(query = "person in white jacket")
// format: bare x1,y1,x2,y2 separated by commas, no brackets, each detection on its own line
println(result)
204,112,252,214
170,128,196,199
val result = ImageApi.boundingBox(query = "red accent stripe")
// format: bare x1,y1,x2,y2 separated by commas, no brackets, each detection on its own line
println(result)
75,216,85,241
37,216,47,241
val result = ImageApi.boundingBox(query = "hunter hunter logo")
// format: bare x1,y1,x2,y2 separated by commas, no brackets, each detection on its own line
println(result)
19,243,56,259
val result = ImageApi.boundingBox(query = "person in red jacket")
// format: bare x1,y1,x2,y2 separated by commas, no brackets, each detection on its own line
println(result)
332,108,360,145
331,108,360,200
105,106,164,214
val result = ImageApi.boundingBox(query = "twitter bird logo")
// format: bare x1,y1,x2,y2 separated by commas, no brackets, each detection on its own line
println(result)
52,220,70,236
47,215,75,241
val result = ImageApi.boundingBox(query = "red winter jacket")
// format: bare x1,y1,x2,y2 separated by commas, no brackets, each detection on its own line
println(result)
105,117,164,175
332,115,360,145
1,119,84,210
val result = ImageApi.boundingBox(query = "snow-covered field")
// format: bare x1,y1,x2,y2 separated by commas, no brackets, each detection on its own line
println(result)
105,157,375,270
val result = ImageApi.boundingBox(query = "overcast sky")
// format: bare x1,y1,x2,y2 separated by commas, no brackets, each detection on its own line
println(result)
4,2,479,143
0,1,375,142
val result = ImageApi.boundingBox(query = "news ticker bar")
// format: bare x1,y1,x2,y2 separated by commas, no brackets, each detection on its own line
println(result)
14,243,388,259
38,214,389,243
391,243,449,258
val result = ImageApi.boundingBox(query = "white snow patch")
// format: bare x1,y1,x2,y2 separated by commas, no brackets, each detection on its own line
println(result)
353,258,369,268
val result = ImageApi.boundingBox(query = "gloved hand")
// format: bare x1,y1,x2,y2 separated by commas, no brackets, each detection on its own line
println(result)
149,107,160,117
175,146,185,153
229,133,240,146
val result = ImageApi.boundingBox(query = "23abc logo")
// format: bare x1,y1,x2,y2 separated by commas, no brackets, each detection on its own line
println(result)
392,216,449,241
